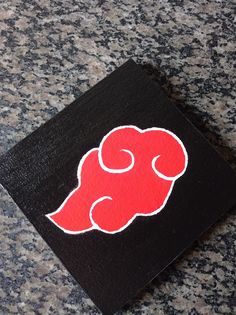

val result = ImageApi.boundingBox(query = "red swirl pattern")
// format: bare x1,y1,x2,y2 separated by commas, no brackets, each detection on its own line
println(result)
46,126,188,234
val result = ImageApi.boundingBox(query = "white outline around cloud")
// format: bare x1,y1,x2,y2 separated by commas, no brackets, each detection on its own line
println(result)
46,125,188,234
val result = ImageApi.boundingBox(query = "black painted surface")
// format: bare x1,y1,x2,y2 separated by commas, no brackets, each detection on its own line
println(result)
0,60,235,314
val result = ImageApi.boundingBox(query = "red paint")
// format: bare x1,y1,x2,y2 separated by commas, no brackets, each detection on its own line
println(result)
46,126,188,234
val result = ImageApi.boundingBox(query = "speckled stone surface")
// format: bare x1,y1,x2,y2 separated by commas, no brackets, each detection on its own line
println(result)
0,1,236,314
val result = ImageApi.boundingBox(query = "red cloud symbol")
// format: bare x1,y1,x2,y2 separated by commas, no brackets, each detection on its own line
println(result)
46,126,188,234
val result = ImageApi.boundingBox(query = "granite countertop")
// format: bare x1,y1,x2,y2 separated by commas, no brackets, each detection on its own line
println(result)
0,1,235,314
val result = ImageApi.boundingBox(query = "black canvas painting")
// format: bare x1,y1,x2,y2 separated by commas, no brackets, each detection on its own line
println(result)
0,60,235,314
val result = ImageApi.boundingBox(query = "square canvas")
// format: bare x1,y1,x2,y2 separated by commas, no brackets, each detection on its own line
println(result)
0,60,235,314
